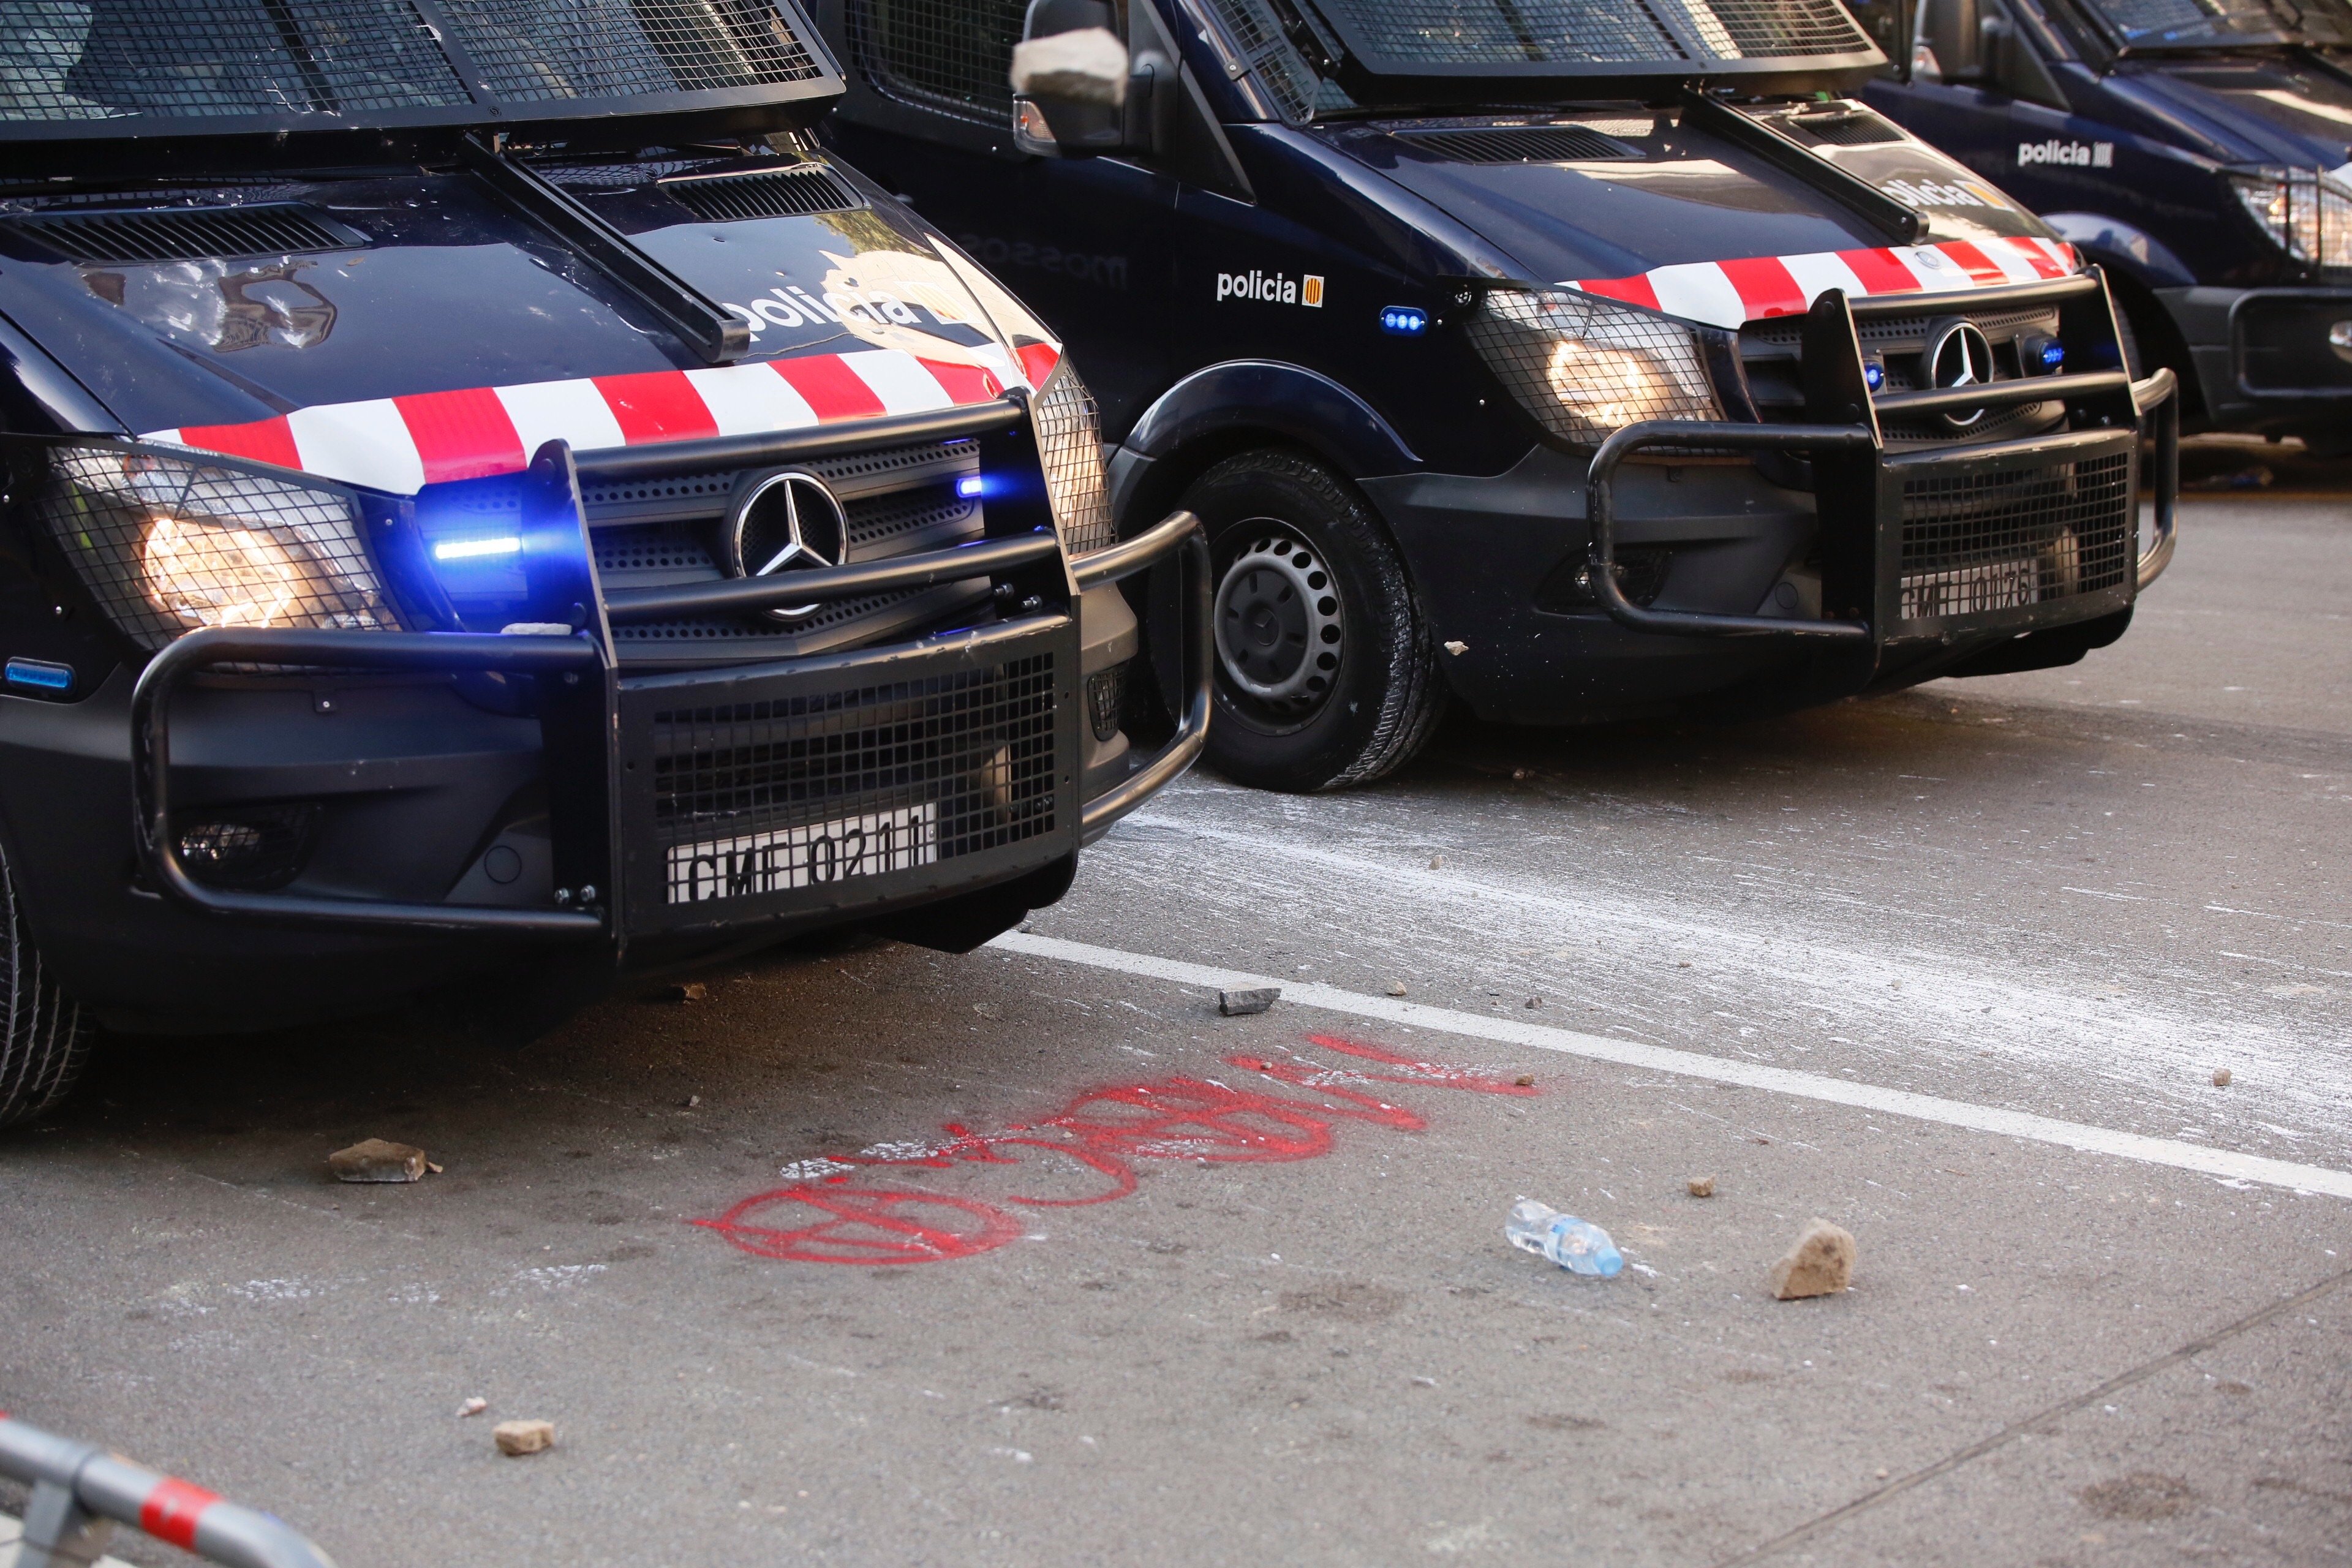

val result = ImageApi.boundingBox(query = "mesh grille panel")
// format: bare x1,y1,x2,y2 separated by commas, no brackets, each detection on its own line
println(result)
1898,451,2133,621
1678,0,1874,55
651,649,1059,903
1200,0,1316,121
38,445,396,649
660,166,859,221
13,0,469,120
1316,0,1687,64
1033,364,1113,556
437,0,821,100
4,203,358,262
1395,125,1638,161
1,0,823,126
846,0,1025,122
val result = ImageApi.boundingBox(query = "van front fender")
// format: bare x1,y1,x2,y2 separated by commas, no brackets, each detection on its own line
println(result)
2041,213,2196,291
1107,359,1419,524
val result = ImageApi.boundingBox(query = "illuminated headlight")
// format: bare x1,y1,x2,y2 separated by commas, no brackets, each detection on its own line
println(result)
40,446,397,650
1466,288,1722,447
2228,168,2352,272
1031,361,1116,556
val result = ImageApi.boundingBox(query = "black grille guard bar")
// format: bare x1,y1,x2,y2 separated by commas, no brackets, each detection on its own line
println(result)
1586,366,2181,640
129,522,1088,933
1072,510,1213,842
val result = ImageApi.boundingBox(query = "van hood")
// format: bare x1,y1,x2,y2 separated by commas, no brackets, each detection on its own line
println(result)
1320,105,2060,296
0,156,1047,494
2109,56,2352,173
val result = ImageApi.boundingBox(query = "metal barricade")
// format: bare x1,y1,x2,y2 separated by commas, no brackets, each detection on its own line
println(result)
0,1413,334,1568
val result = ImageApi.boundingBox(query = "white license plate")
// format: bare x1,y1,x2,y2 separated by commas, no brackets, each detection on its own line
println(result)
1901,557,2038,620
666,803,937,905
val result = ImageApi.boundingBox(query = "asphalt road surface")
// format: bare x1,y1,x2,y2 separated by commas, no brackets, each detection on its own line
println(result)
6,472,2351,1567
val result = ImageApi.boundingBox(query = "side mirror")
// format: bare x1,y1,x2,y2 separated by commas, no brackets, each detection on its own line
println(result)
1916,0,1983,79
1011,0,1129,158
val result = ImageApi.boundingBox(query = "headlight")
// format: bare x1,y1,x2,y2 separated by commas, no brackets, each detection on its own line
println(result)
2228,168,2352,272
1466,288,1723,447
1032,361,1115,556
39,445,398,650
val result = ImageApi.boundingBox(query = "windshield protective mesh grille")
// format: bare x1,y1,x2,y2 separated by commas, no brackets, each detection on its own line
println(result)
0,0,827,127
1305,0,1873,72
438,0,820,101
9,0,469,120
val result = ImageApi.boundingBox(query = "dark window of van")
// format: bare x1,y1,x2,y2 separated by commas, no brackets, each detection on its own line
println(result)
847,0,1026,121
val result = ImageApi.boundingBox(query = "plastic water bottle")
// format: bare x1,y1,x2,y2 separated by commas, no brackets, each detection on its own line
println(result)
1505,1197,1623,1278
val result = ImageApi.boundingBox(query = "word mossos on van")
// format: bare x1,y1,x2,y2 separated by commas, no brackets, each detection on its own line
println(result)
1216,269,1324,307
2018,138,2114,168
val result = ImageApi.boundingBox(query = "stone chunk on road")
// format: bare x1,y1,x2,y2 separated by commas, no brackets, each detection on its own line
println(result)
494,1419,556,1456
458,1397,487,1417
1687,1176,1716,1199
328,1139,427,1184
1386,981,1408,997
1770,1219,1855,1299
2213,1068,2233,1087
1219,987,1280,1017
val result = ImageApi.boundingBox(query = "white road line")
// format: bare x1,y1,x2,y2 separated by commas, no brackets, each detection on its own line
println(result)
992,931,2352,1200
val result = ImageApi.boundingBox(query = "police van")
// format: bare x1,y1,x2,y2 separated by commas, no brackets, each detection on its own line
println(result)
1850,0,2351,453
814,0,2182,793
0,0,1210,1125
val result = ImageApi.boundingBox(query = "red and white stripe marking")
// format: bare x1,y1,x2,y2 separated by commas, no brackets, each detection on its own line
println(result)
141,344,1062,496
1569,235,2081,330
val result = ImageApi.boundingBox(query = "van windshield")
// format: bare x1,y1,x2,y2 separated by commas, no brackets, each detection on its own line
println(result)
0,0,835,140
2078,0,2352,48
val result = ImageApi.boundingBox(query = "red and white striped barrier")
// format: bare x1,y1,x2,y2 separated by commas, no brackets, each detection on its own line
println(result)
141,342,1064,496
1569,235,2081,329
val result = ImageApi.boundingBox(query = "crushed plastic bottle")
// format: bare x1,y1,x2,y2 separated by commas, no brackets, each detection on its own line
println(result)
1505,1197,1623,1278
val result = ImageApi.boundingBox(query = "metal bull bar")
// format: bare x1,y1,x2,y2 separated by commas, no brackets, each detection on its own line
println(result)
128,429,1212,932
0,1412,334,1568
1585,277,2182,643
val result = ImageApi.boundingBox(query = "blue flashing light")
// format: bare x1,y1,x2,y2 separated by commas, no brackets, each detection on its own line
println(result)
1379,305,1430,336
432,535,523,562
957,474,987,499
2037,339,2066,372
1863,358,1885,392
5,657,72,692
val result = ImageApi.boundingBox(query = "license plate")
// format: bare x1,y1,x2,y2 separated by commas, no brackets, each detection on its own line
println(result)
1901,557,2038,620
666,803,937,905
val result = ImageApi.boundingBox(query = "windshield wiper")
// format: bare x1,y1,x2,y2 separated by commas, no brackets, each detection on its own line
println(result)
459,132,750,366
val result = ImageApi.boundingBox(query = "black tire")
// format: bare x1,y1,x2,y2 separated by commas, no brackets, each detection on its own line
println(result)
0,844,89,1128
1182,450,1446,793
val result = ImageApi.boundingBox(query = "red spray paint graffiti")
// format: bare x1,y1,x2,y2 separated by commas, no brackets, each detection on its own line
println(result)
692,1035,1536,1265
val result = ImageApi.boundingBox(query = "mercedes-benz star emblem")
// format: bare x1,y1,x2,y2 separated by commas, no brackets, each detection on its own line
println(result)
727,470,848,621
1921,318,1994,429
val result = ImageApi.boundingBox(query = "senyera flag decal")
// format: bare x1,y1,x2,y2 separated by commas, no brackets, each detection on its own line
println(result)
141,342,1063,497
1569,235,2081,330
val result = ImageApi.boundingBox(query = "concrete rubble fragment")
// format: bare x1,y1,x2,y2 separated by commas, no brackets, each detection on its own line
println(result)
1513,1075,1536,1088
2213,1068,2232,1087
494,1419,556,1456
1770,1219,1856,1300
671,982,708,1003
1386,981,1408,997
458,1397,487,1417
328,1138,427,1184
1443,641,1468,655
1218,987,1280,1017
1687,1177,1716,1198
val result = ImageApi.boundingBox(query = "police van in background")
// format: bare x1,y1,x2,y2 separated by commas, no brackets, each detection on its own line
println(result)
815,0,2182,794
1852,0,2352,453
0,0,1210,1126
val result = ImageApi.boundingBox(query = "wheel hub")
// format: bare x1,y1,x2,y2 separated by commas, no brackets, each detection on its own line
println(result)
1213,529,1344,706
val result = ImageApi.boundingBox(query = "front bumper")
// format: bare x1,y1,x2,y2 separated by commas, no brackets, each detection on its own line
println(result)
1586,277,2180,663
121,447,1209,956
2157,284,2352,437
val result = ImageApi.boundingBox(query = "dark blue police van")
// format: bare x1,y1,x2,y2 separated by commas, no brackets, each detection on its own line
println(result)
815,0,2184,794
1852,0,2352,451
0,0,1211,1125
